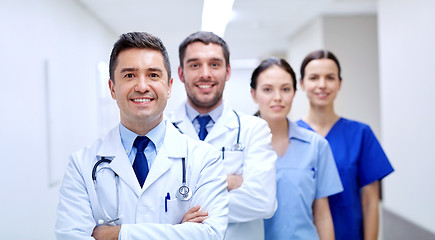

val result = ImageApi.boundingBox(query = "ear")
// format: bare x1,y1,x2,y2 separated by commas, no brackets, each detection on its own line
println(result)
109,79,116,100
225,64,232,81
167,78,174,98
178,66,185,83
250,88,258,103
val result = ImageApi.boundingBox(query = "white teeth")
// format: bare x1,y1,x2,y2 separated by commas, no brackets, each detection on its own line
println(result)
132,98,151,103
198,85,212,89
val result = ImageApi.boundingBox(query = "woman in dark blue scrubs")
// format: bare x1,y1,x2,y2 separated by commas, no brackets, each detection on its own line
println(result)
296,50,394,240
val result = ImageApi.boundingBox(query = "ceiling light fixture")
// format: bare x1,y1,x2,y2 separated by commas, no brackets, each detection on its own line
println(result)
201,0,235,37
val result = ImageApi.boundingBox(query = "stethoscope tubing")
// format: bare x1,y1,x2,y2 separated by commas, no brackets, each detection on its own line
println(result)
232,110,241,145
93,157,120,226
92,154,192,225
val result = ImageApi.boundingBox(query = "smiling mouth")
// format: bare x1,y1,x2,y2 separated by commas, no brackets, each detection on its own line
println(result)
197,82,214,89
198,84,212,89
132,98,151,103
271,106,284,110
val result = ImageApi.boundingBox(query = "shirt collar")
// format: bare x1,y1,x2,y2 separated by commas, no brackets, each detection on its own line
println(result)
119,120,166,155
288,118,311,143
185,101,223,123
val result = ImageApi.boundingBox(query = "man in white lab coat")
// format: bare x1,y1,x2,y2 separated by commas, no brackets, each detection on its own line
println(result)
55,32,229,240
168,31,277,240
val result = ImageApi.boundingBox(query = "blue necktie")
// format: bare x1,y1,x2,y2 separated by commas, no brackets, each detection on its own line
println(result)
197,115,211,141
133,136,150,187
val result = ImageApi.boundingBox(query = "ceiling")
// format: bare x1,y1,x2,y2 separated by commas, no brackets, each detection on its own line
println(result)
76,0,377,66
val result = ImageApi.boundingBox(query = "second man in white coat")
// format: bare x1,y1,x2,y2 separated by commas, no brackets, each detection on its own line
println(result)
168,31,277,240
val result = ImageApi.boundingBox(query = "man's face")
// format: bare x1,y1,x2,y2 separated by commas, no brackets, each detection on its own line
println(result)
178,42,231,113
109,48,173,131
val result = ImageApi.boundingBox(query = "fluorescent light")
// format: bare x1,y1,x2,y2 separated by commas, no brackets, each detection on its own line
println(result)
201,0,235,37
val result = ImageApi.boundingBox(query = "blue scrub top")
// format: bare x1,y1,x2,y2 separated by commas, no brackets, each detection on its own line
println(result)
264,120,343,240
297,118,394,240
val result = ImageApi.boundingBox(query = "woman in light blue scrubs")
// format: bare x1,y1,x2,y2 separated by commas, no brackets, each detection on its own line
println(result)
296,50,394,240
250,57,343,240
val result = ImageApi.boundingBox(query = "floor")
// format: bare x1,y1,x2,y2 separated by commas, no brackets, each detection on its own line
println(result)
382,208,435,240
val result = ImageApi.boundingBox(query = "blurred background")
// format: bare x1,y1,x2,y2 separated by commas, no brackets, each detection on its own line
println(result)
0,0,434,239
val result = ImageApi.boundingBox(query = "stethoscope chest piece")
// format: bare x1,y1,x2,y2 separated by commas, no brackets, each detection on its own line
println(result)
176,157,192,201
231,143,245,151
176,184,192,201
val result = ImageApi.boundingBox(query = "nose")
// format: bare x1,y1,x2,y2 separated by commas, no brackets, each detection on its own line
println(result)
273,90,282,101
134,76,150,92
199,65,212,80
318,78,326,88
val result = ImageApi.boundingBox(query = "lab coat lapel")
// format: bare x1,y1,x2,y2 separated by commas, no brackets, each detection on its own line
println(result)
168,105,198,139
206,103,239,142
141,122,187,191
97,125,142,197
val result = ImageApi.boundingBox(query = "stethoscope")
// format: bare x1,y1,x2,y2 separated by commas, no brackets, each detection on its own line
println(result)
231,110,245,151
92,154,192,225
92,156,121,226
176,157,192,201
172,110,245,152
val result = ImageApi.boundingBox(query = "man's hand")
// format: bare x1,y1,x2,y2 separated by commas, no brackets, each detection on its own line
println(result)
181,205,208,223
226,174,243,191
92,225,121,240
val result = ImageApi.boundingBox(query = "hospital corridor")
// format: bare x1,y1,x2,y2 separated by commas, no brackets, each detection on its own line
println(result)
1,0,434,239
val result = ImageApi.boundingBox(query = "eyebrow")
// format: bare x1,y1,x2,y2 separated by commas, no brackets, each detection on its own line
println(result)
120,67,138,73
185,58,199,64
209,57,224,62
119,67,164,73
185,57,224,64
148,67,164,73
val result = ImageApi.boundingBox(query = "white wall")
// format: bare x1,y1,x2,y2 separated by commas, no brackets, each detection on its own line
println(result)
378,0,435,234
0,1,116,239
288,18,324,121
323,15,381,136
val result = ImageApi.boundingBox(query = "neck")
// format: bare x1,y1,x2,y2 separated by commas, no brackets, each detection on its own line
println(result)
265,117,289,139
188,99,222,114
264,117,289,157
121,115,162,136
304,103,339,136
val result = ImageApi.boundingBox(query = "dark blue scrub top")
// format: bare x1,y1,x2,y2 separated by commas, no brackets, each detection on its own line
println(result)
297,118,394,240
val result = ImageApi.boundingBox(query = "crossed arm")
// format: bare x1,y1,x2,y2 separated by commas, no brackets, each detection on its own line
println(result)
180,174,243,223
92,206,210,239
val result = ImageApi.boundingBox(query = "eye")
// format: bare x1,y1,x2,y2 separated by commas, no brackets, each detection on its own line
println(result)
211,62,220,68
262,87,271,92
283,87,291,92
189,63,199,69
124,73,134,78
149,73,160,79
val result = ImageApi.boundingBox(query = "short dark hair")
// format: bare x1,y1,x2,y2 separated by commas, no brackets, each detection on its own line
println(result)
178,31,230,68
250,57,297,91
109,32,171,82
300,50,342,81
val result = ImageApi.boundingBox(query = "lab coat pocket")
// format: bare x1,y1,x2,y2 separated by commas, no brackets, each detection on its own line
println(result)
162,197,190,224
222,150,244,174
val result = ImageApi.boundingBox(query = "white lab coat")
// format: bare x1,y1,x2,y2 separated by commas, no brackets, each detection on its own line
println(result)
55,119,229,240
168,102,277,240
